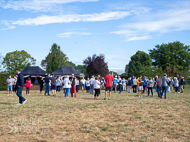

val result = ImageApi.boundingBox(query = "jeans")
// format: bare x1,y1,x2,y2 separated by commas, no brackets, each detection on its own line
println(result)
76,85,79,92
86,86,90,93
16,87,26,104
128,86,131,93
161,86,167,98
174,87,179,92
157,86,161,97
114,83,117,93
123,85,126,91
148,87,153,96
40,85,43,91
90,84,94,94
71,86,77,97
45,84,50,95
65,88,70,97
143,85,146,93
119,84,122,93
133,85,137,93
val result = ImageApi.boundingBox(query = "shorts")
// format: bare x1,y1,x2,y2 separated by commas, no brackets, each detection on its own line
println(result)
105,87,112,92
51,85,56,90
81,84,85,87
180,85,183,89
7,86,13,91
138,86,143,91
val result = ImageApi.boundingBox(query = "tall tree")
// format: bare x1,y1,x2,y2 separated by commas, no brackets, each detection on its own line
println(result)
75,65,86,74
41,43,68,72
83,54,109,77
149,41,190,71
127,51,152,77
2,50,36,75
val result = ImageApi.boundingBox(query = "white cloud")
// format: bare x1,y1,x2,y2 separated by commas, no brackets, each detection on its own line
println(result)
1,0,98,12
1,26,15,30
110,8,190,42
12,11,131,26
57,32,92,37
1,20,15,30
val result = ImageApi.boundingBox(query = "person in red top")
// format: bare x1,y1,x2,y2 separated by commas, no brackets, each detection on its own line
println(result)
104,74,114,100
25,78,31,95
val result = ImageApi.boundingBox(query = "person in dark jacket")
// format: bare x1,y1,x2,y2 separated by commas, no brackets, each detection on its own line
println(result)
16,69,27,105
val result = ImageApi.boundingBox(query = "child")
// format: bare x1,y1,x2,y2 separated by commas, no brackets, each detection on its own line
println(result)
26,78,31,95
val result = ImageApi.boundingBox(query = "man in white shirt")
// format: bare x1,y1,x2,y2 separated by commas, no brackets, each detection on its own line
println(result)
6,75,14,96
89,76,95,94
80,77,86,91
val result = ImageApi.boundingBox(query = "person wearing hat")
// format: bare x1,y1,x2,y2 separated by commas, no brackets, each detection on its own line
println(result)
71,74,77,97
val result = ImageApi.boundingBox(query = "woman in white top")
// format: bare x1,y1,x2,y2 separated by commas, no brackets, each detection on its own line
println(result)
80,77,86,91
93,76,101,100
86,78,90,93
64,75,71,98
173,77,180,93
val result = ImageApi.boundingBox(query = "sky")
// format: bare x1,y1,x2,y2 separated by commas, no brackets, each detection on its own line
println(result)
0,0,190,73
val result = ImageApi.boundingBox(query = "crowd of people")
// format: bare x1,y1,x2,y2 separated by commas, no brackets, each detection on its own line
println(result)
6,69,186,105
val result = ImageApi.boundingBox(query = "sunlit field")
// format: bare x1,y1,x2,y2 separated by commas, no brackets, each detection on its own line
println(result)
0,86,190,142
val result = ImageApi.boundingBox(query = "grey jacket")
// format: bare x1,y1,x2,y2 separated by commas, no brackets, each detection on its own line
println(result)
161,76,169,87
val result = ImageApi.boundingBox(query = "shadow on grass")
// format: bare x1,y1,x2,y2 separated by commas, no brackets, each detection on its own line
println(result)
0,102,15,105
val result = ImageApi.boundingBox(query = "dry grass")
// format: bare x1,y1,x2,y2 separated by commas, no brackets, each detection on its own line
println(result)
0,86,190,142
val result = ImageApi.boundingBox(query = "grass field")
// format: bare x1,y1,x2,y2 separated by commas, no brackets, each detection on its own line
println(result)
0,86,190,142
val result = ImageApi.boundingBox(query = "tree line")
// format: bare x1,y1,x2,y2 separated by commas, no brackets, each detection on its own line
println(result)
125,41,190,79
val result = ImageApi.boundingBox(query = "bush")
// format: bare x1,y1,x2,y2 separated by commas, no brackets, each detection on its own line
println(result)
0,72,9,91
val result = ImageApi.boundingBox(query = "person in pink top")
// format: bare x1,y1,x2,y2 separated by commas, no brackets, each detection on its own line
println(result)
26,78,31,95
104,74,114,100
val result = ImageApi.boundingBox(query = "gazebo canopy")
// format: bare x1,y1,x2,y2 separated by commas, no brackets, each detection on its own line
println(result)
52,66,85,77
21,66,48,76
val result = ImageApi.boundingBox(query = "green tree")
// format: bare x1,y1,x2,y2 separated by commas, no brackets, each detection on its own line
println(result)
2,50,36,75
41,43,69,72
127,51,152,77
75,65,87,74
149,41,190,71
109,71,118,76
67,61,76,69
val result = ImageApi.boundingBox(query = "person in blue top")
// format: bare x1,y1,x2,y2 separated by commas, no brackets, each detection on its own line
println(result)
44,73,51,96
113,76,118,93
142,76,147,94
16,69,27,105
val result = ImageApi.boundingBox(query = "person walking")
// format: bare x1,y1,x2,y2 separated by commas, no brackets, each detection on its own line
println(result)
137,75,144,97
86,78,90,93
76,78,79,92
155,76,162,97
15,69,27,105
70,74,77,97
113,76,118,93
6,75,14,96
104,73,113,100
132,77,137,93
25,78,31,95
90,76,95,94
39,77,44,94
160,73,169,99
80,77,86,91
147,77,154,97
44,73,51,96
127,77,132,93
167,77,171,93
50,74,57,96
56,76,61,92
64,75,71,98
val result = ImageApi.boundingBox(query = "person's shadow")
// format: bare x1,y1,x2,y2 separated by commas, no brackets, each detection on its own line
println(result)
0,102,15,105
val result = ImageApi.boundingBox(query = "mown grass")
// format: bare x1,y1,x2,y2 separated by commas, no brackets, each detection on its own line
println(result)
0,86,190,141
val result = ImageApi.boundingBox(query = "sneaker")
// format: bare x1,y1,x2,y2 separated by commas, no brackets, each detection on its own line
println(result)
7,95,9,96
139,95,140,97
16,103,22,105
108,98,111,100
11,95,13,96
104,98,106,100
28,94,30,95
22,100,27,105
141,95,143,97
178,92,180,93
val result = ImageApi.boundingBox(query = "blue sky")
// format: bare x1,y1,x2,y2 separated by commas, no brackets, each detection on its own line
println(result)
0,0,190,73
